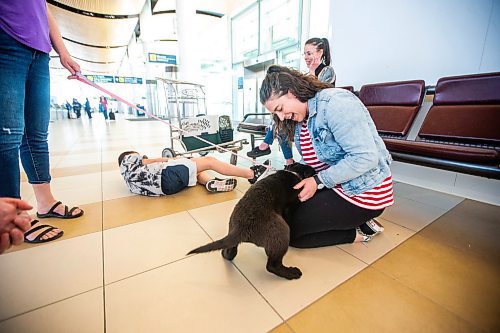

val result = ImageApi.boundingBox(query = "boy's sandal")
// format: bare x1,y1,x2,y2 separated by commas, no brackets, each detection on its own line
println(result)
24,220,64,244
36,201,84,219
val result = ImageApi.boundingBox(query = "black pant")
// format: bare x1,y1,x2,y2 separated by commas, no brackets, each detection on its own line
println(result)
288,189,384,248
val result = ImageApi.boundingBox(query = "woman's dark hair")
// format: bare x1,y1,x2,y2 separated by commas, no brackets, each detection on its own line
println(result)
118,151,137,166
305,37,331,66
260,65,333,141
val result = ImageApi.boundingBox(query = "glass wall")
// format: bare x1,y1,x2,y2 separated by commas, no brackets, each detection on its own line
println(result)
259,0,301,54
231,3,259,63
230,0,303,119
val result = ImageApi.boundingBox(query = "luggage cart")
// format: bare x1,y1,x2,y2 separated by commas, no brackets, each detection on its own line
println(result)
154,77,247,165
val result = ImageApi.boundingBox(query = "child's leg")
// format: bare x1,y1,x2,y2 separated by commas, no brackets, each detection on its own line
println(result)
192,156,253,179
196,171,212,185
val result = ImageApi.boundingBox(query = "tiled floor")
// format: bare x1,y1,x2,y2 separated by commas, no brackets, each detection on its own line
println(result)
0,114,499,333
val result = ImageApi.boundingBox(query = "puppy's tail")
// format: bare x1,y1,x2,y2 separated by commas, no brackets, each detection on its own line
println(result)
187,234,239,255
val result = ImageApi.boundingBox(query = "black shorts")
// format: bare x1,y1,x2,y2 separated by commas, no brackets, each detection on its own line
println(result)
160,165,190,195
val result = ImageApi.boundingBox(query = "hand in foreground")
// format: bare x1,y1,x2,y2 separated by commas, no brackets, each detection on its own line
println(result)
293,177,318,202
0,198,33,254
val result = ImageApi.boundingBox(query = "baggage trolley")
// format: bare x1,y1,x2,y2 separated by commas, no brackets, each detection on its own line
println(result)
151,77,247,165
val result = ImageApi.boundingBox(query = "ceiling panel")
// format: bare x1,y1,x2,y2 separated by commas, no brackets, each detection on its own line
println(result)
53,0,146,15
64,41,127,63
50,57,121,74
47,0,234,75
50,4,138,47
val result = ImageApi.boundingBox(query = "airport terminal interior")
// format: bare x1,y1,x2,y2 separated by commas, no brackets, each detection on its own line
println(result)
0,0,499,332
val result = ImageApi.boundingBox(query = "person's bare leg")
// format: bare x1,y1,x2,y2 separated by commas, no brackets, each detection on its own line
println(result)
33,183,81,216
196,171,212,185
258,142,270,150
192,156,253,179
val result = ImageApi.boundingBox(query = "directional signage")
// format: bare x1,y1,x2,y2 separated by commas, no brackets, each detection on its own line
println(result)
114,76,143,84
84,75,114,83
148,53,177,64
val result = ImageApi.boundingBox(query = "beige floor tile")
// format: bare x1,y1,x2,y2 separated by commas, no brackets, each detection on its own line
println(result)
7,202,102,253
0,234,103,321
54,152,103,168
286,267,480,333
337,217,415,264
21,173,103,206
103,186,242,230
381,196,448,231
9,189,241,255
188,199,240,239
0,289,104,333
105,254,282,333
229,244,367,319
393,182,464,210
373,235,500,332
189,200,367,318
419,199,500,262
51,162,116,178
268,323,294,333
104,212,213,283
101,170,136,201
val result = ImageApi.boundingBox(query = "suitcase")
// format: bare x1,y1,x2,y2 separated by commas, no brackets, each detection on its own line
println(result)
109,111,115,120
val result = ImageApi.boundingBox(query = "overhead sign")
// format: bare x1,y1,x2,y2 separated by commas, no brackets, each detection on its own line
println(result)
84,75,114,83
148,53,177,64
114,76,143,84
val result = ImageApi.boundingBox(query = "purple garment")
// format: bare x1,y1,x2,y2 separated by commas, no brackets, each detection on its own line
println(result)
0,0,51,53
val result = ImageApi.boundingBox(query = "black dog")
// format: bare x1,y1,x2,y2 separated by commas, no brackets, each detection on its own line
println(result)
188,163,316,279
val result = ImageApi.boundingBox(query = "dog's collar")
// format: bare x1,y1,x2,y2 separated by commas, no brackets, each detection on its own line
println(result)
282,169,302,180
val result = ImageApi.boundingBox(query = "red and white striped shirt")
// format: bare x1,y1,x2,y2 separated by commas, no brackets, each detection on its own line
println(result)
300,120,394,210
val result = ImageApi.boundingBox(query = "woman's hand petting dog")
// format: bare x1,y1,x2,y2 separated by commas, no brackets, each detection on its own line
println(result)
293,177,318,202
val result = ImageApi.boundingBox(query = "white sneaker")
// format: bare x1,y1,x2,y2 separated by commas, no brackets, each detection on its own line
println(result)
205,178,237,193
366,219,384,235
357,219,385,242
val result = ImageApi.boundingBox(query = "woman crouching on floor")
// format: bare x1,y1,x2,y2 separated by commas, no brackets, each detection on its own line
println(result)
259,65,394,247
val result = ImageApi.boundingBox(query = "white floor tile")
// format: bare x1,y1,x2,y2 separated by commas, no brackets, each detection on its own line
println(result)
393,182,464,210
188,200,367,319
338,218,416,264
225,244,367,319
103,212,213,284
0,289,104,333
381,196,449,231
0,233,103,321
105,254,282,333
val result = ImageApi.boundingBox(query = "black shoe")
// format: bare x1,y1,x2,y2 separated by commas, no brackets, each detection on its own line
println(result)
249,160,271,184
247,146,271,158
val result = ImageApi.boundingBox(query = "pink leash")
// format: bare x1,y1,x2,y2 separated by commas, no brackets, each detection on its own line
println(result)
74,73,269,168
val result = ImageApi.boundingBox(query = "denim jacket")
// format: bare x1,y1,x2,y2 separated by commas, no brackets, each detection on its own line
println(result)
294,88,392,196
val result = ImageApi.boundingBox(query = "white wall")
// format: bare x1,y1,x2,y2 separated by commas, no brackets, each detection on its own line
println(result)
329,0,500,88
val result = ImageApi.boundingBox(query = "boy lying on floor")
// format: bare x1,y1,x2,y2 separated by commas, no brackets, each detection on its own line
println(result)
118,151,269,196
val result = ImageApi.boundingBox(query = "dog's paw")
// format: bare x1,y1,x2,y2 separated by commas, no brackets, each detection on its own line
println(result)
221,247,237,261
283,266,302,280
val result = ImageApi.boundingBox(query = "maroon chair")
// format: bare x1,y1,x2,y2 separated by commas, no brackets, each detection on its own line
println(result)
359,80,426,138
338,86,354,93
384,72,500,178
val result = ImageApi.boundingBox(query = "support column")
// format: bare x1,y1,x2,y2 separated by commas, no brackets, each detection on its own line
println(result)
175,0,200,82
140,0,155,116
